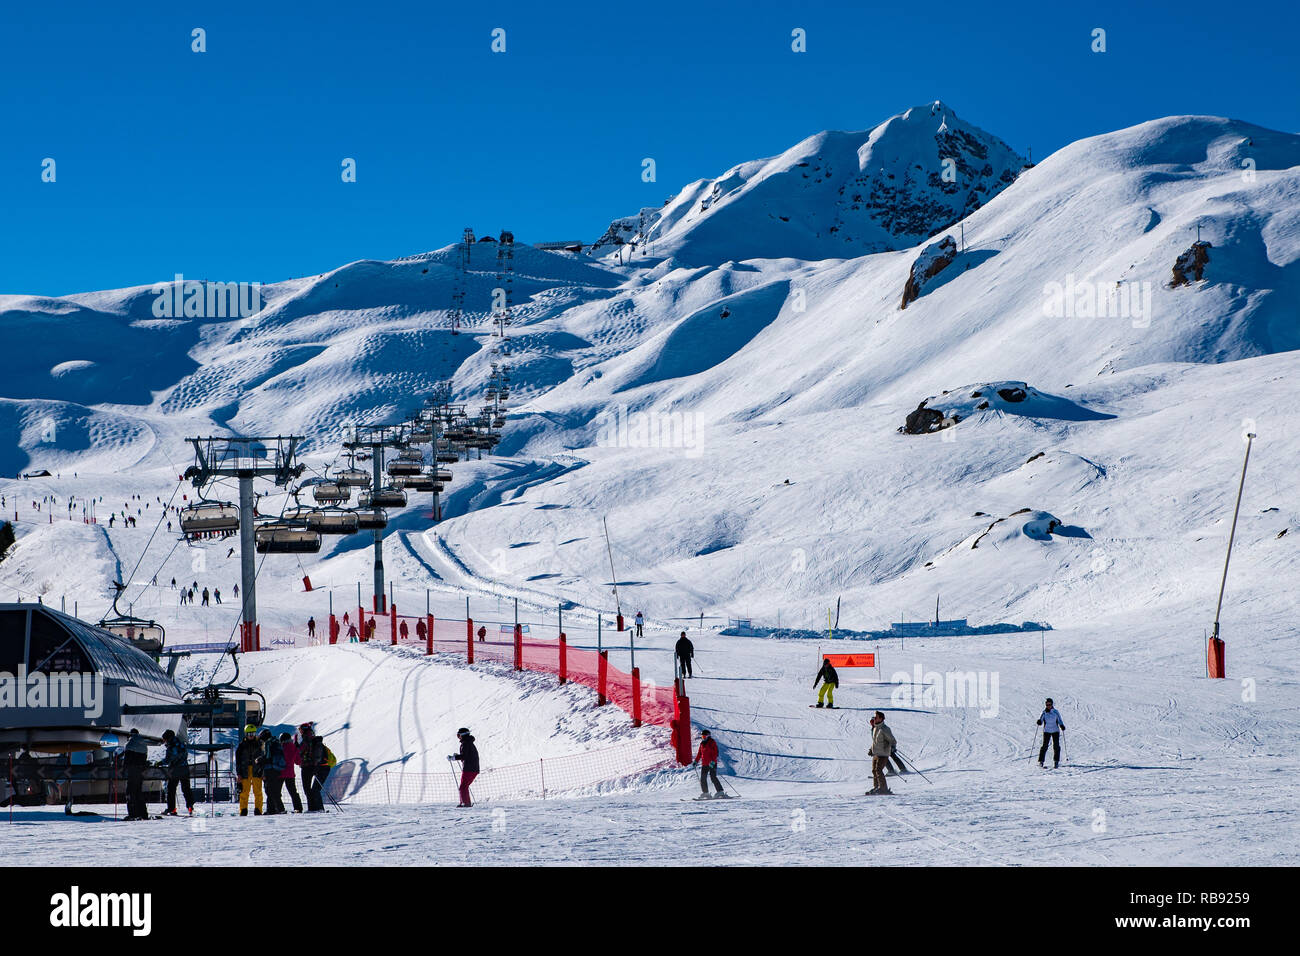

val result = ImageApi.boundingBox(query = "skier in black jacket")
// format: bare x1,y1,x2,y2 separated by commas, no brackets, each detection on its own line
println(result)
449,728,480,807
814,659,839,708
675,632,695,678
235,724,264,816
259,730,287,814
160,729,194,815
298,723,328,812
122,729,150,820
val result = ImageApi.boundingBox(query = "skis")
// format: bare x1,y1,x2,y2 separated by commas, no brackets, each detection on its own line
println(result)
685,794,735,802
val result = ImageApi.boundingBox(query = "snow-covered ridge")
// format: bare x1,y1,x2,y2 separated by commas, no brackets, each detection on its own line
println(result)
592,101,1026,264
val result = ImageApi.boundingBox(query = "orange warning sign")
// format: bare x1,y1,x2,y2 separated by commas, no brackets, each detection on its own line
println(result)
823,653,875,667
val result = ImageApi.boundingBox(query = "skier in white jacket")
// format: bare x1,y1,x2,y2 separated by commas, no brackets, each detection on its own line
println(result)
1037,698,1066,768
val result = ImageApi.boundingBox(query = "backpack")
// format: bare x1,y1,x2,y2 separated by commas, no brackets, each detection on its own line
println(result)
323,746,337,769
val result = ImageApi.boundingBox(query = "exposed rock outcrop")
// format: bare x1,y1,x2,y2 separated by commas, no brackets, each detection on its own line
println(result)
1171,240,1211,287
901,235,958,309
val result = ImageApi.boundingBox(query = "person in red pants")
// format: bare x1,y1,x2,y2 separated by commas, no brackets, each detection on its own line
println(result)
449,728,479,807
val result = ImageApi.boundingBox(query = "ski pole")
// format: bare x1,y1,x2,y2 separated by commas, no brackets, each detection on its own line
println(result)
722,774,741,798
321,773,343,813
1031,726,1040,760
446,756,461,803
893,750,933,785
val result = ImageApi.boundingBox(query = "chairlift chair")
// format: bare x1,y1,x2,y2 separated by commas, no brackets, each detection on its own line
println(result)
305,507,360,535
354,508,389,530
254,521,322,554
178,500,239,538
311,482,349,504
336,468,371,488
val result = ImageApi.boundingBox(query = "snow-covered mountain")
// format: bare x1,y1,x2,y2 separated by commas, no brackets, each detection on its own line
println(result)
590,101,1026,264
1,105,1298,653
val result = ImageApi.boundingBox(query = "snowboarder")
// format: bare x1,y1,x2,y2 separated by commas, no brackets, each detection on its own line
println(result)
260,729,287,814
868,712,896,795
634,611,644,638
693,729,726,798
814,657,839,708
449,727,480,807
298,723,328,812
1037,698,1066,768
675,631,695,678
123,729,149,820
279,732,304,812
160,729,194,816
235,724,264,816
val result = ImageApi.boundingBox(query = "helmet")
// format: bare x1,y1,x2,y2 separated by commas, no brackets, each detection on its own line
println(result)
258,729,272,740
244,724,258,734
161,729,175,740
456,727,470,736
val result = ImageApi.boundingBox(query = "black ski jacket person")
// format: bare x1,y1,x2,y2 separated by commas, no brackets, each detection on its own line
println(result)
123,731,150,820
162,736,190,780
299,733,327,771
235,736,263,778
675,635,694,661
452,733,480,773
815,660,839,688
260,737,286,779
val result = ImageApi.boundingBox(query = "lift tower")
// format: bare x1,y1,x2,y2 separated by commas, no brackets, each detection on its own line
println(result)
184,436,305,652
342,424,410,613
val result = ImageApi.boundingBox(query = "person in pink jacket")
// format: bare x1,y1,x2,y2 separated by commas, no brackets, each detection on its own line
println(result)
279,732,304,812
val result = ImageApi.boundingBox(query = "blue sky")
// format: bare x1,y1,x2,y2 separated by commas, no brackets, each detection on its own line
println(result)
1,0,1296,295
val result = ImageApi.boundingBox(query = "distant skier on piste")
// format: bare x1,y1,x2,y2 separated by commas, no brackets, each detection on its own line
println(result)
693,729,727,799
675,631,695,678
450,728,480,807
1037,698,1066,769
634,611,644,638
868,712,896,795
814,657,839,708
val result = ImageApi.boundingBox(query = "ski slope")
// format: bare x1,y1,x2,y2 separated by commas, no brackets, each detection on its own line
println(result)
1,104,1299,865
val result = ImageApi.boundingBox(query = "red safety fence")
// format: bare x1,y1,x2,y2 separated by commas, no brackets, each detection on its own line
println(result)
324,609,692,764
333,740,678,806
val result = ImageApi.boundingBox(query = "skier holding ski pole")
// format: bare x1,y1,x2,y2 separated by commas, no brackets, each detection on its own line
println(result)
867,712,896,795
692,729,727,799
1037,698,1066,769
448,727,479,807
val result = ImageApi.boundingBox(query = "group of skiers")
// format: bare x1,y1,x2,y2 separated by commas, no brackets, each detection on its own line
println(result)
177,581,226,606
234,722,335,816
109,721,337,820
